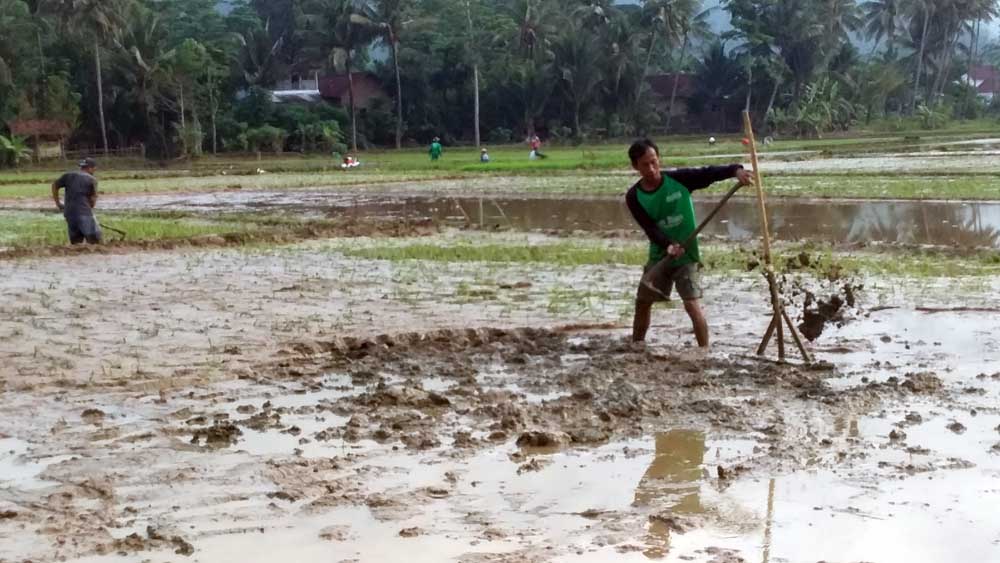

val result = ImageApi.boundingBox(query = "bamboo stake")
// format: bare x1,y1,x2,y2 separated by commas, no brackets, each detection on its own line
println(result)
743,111,786,360
743,111,812,363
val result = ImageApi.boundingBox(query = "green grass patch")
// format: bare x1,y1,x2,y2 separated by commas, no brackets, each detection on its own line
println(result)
0,211,253,247
336,238,1000,278
340,242,647,266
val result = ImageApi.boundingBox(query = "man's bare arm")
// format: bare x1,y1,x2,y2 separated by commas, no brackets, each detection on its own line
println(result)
51,182,64,211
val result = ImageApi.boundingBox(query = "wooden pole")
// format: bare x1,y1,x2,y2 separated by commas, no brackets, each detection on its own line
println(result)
743,111,785,360
781,306,812,363
743,110,811,363
742,111,774,263
762,478,776,563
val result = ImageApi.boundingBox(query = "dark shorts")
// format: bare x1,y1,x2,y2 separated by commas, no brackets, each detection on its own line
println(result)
636,261,703,304
66,214,102,245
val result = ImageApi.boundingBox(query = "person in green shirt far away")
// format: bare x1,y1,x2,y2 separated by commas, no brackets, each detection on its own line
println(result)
625,139,753,348
429,137,443,161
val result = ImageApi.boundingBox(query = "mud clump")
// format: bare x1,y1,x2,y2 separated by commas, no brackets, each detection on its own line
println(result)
81,408,106,424
516,431,568,449
902,372,943,394
368,386,450,409
517,458,551,475
947,421,967,434
798,293,845,342
398,527,424,537
191,421,242,447
98,527,194,557
601,378,642,417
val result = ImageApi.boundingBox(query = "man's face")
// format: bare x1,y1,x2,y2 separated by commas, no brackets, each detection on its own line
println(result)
82,166,96,175
632,148,661,183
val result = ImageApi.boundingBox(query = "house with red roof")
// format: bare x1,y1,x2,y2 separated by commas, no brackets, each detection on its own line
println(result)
962,64,1000,101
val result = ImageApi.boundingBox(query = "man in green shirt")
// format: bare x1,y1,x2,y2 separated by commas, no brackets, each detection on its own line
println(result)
429,137,443,161
625,139,753,347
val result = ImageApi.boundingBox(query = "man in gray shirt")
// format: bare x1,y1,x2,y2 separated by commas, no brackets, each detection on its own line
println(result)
52,158,102,244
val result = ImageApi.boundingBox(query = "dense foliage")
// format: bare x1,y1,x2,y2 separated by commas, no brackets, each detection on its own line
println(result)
0,0,998,160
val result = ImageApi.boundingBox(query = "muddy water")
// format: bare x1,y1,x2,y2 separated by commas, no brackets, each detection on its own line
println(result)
353,196,1000,249
92,190,1000,248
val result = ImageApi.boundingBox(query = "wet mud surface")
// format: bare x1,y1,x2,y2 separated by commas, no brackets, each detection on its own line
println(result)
2,235,1000,561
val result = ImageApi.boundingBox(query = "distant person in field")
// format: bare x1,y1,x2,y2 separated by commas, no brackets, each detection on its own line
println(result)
529,134,547,159
480,147,490,163
429,137,443,161
626,139,752,347
51,157,102,245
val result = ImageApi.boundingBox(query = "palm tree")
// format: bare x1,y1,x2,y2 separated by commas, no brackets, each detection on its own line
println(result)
369,0,407,148
862,0,900,58
667,4,713,128
235,17,285,89
821,0,863,46
0,1,33,86
299,0,378,152
501,0,559,136
466,0,481,148
552,19,602,137
904,0,933,112
42,0,130,156
692,40,743,130
111,4,176,150
0,133,33,168
508,0,559,60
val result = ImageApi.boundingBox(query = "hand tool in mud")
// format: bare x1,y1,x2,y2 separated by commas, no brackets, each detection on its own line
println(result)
99,221,127,240
742,110,811,364
639,181,746,299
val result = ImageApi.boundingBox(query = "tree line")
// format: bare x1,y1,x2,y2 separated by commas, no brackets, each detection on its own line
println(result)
1,0,998,163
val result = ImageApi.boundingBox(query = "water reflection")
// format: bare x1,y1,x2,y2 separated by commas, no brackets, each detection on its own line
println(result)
633,430,706,559
333,196,1000,249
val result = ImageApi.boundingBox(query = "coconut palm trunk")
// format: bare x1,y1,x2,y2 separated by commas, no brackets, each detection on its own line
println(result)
473,64,481,147
637,27,658,111
666,34,689,130
911,2,930,113
467,0,480,148
391,36,403,149
95,41,109,155
347,50,358,152
764,76,781,131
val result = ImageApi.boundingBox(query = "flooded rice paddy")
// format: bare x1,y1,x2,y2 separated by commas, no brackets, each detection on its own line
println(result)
91,189,1000,249
2,149,1000,562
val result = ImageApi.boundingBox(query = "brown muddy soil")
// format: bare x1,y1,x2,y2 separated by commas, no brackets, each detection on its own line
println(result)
2,318,998,562
2,234,1000,562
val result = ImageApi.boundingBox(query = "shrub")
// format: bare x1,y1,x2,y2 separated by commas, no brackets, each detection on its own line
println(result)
245,125,288,153
487,127,513,143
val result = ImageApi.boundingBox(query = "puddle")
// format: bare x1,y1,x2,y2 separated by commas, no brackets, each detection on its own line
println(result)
815,306,1000,390
0,438,74,491
93,191,1000,248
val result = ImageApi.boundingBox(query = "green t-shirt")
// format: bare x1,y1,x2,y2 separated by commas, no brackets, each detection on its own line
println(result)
429,142,442,159
635,175,699,267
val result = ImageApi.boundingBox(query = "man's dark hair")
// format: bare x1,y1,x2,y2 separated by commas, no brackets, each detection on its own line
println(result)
628,139,659,165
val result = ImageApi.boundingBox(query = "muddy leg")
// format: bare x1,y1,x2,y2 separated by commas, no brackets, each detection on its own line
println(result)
683,299,709,348
632,300,652,342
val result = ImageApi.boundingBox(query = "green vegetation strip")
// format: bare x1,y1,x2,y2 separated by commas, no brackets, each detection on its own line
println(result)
0,211,252,248
338,240,1000,278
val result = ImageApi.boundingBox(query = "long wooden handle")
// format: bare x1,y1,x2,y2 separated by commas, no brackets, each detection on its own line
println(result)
680,181,745,249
